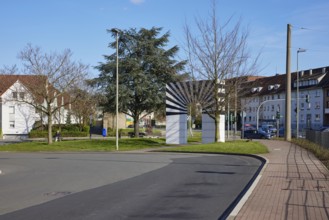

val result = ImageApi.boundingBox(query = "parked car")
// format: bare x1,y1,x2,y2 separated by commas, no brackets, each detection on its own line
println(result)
244,124,256,131
318,126,329,132
258,127,275,138
244,129,271,139
279,127,285,137
128,131,146,138
261,124,277,136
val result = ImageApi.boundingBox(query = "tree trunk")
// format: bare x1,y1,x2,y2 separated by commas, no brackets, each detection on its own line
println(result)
214,111,219,142
47,112,53,144
134,115,140,137
214,80,221,142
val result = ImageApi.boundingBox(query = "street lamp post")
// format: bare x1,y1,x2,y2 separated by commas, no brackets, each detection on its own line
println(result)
89,114,93,140
111,28,120,151
285,24,292,141
296,48,306,139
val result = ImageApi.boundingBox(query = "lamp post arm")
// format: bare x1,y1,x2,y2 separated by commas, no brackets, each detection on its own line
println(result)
256,99,286,130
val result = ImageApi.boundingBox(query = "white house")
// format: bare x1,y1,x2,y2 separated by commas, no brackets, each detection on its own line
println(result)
0,75,73,139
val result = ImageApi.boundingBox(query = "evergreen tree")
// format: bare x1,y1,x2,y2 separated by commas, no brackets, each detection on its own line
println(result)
95,27,187,136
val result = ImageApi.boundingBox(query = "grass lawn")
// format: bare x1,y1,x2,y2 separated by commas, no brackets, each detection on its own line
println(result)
0,137,268,155
0,138,166,152
161,140,269,154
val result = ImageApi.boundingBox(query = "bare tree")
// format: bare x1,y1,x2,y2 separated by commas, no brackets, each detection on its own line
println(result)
70,87,102,131
14,44,89,144
0,65,18,74
184,0,260,142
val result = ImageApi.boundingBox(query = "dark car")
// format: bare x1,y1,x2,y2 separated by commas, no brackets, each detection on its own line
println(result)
244,129,271,139
319,127,329,132
279,127,284,137
128,131,146,138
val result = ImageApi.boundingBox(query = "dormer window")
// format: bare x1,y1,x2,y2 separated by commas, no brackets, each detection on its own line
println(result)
19,92,25,99
268,85,274,90
12,92,18,99
257,87,263,92
251,88,257,93
274,84,280,89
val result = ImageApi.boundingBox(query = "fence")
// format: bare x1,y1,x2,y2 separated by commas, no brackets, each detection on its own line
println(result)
306,130,329,148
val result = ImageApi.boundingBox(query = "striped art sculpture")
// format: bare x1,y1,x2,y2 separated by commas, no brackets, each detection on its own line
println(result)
166,80,225,144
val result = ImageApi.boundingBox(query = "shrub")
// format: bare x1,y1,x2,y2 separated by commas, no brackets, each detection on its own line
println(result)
106,128,134,137
32,124,86,132
292,138,329,170
82,125,90,133
107,128,116,137
61,125,79,132
29,130,88,138
29,130,48,138
61,131,88,137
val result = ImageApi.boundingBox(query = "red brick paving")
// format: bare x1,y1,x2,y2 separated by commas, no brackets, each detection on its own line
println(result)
234,140,329,220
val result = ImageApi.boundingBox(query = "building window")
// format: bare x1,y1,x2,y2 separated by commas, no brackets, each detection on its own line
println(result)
271,105,274,111
307,103,311,110
327,101,329,108
277,94,280,99
301,114,304,121
315,102,320,109
327,90,329,97
12,92,18,99
19,92,25,99
315,114,320,121
272,95,274,100
9,106,15,114
9,121,15,128
315,90,320,97
301,103,304,110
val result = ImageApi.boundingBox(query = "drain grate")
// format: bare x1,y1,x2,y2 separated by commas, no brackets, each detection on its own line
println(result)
44,191,72,196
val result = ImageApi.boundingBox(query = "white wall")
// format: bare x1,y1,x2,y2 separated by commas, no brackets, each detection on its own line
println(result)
1,82,38,137
202,114,225,143
166,114,187,144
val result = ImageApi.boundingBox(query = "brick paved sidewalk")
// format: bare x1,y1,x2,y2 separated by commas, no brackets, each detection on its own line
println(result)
234,140,329,220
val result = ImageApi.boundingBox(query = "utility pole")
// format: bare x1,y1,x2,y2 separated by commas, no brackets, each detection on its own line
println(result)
111,28,120,151
285,24,292,141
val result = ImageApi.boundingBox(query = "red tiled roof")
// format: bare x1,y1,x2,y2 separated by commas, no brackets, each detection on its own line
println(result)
242,66,329,97
0,74,71,108
0,75,47,96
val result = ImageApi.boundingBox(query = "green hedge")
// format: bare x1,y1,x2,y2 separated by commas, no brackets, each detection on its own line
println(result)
106,128,149,137
0,128,2,138
33,124,89,132
29,130,88,138
106,128,131,137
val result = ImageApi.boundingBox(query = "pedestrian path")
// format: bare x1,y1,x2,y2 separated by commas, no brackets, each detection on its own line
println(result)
233,140,329,220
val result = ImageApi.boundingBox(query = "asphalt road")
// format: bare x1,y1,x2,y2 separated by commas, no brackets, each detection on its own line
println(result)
0,152,262,220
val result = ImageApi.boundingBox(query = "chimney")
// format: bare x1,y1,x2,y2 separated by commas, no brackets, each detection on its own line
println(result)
323,67,326,74
300,71,304,77
309,69,313,76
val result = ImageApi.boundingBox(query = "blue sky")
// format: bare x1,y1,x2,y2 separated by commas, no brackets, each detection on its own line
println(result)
1,0,329,77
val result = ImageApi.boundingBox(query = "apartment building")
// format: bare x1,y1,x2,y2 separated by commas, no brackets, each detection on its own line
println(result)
241,66,329,131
